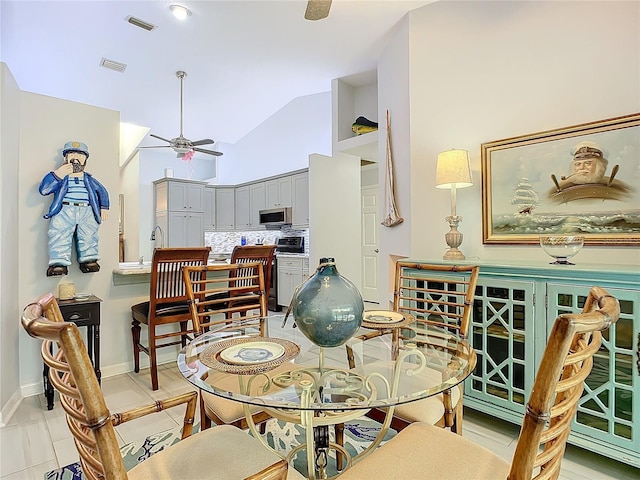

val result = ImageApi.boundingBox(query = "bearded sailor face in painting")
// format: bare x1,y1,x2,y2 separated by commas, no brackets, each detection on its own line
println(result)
563,141,608,185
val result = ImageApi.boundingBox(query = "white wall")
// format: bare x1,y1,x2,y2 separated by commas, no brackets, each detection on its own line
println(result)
16,91,152,395
0,63,21,424
376,17,412,304
309,153,362,290
376,1,640,304
219,92,331,185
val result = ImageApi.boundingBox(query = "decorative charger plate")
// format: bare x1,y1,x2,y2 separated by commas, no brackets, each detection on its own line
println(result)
201,337,300,375
362,310,416,330
220,341,285,365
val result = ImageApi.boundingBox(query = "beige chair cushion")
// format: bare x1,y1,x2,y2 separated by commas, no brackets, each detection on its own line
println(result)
128,424,304,480
338,422,511,480
392,384,461,424
202,389,263,424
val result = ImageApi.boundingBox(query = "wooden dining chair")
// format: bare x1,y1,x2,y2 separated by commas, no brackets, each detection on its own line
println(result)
22,293,303,480
356,261,480,435
183,262,271,431
207,245,277,318
338,286,620,480
131,247,210,390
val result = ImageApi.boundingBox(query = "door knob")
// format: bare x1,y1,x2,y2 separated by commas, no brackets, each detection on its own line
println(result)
374,249,379,253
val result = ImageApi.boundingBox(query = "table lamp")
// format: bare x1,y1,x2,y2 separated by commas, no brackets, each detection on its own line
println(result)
436,149,473,260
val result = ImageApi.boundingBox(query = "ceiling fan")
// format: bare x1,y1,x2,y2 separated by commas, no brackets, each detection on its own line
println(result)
140,71,223,158
305,0,332,20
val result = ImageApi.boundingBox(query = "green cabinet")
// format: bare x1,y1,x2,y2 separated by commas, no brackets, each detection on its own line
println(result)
402,260,640,467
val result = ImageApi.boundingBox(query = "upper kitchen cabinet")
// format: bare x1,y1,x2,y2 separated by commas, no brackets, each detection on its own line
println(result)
153,178,207,247
265,176,292,208
332,71,379,162
155,178,206,213
216,187,235,231
291,172,309,228
204,186,216,231
235,182,265,230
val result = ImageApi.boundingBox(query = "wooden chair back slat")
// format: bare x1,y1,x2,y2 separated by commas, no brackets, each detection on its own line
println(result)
509,286,619,480
394,261,480,339
183,261,268,335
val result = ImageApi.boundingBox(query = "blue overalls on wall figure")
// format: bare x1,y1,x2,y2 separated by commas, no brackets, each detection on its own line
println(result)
39,141,110,276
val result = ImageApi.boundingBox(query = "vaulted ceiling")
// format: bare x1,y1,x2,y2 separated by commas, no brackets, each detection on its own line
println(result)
1,0,432,153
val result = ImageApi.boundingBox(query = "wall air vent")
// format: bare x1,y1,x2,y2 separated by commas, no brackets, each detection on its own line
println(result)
126,15,157,31
99,58,127,73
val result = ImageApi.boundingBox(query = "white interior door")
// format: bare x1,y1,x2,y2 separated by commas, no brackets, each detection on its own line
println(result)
361,185,379,303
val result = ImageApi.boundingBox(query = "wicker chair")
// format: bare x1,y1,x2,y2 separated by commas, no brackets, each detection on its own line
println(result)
338,285,619,480
353,262,479,434
183,262,272,431
22,292,304,480
131,247,210,390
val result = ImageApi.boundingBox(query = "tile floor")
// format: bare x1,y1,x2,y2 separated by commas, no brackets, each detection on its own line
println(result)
2,319,638,479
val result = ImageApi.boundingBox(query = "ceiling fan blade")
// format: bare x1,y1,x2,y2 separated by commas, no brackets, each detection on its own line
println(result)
305,0,331,20
150,134,172,143
191,138,215,146
138,145,172,149
193,147,223,157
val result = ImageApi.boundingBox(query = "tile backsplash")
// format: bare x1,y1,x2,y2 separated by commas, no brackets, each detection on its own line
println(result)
205,226,309,254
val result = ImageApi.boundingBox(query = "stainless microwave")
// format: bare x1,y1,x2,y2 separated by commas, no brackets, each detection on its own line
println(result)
259,207,292,227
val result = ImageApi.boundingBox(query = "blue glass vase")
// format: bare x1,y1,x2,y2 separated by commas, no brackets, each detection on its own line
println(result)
292,258,364,347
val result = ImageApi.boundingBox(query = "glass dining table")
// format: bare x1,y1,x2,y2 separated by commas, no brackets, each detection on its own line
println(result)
177,312,476,480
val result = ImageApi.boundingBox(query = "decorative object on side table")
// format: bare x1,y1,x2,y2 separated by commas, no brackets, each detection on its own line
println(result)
436,149,473,260
292,257,364,347
540,235,584,265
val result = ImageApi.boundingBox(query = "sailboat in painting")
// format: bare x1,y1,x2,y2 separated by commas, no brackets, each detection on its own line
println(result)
511,177,539,214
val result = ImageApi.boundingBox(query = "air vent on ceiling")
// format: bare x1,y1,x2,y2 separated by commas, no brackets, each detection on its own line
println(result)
99,58,127,73
126,15,156,31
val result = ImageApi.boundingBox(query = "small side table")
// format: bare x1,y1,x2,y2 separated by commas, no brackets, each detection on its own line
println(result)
43,295,102,410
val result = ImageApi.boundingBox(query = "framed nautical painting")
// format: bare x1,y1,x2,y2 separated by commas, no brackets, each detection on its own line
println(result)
481,113,640,245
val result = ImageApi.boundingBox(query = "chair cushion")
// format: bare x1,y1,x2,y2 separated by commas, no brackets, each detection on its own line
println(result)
202,389,264,424
338,422,511,480
131,300,191,324
392,384,461,424
128,424,304,479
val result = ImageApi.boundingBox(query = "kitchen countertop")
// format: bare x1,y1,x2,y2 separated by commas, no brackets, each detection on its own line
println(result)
275,252,309,258
112,259,231,284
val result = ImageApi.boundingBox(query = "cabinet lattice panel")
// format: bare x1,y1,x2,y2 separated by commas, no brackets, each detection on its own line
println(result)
467,279,535,416
547,284,639,455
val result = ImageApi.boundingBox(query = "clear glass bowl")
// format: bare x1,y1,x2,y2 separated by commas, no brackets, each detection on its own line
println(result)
539,235,584,265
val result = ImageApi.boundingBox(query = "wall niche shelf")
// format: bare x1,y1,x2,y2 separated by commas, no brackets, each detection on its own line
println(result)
332,70,378,161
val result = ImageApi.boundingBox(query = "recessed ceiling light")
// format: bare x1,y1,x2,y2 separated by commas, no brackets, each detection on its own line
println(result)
170,5,192,20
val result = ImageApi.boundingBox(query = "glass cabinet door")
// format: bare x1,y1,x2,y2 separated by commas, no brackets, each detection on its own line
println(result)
465,278,536,420
547,284,640,462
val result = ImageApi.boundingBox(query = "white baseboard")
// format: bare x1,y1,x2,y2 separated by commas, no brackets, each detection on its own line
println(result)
0,388,24,428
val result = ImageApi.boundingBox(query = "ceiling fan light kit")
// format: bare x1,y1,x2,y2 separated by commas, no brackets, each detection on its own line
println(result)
141,71,223,158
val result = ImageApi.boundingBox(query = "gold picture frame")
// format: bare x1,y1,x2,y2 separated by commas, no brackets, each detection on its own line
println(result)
481,113,640,245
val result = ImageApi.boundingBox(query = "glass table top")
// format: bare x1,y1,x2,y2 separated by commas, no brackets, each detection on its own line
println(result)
177,314,476,412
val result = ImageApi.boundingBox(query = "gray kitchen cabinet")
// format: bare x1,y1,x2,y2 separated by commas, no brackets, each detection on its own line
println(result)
204,186,216,231
235,183,265,230
235,186,250,229
277,256,309,308
215,187,235,231
265,176,292,208
291,172,309,227
153,178,206,247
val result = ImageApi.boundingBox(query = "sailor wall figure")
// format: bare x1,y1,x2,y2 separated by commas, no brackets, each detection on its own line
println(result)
39,141,109,276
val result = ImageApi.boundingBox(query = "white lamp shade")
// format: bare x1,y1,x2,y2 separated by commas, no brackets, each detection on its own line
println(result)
436,149,473,189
